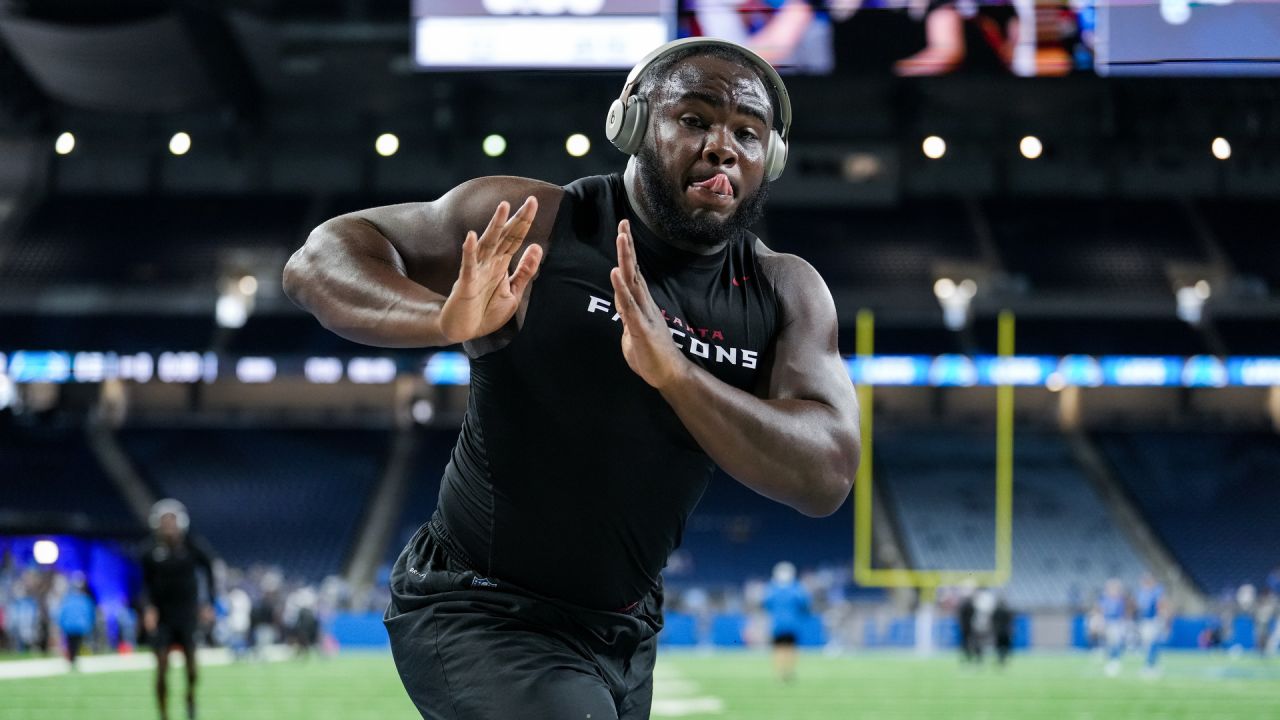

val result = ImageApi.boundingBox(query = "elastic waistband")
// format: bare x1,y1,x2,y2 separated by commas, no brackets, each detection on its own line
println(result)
427,512,481,574
427,512,650,618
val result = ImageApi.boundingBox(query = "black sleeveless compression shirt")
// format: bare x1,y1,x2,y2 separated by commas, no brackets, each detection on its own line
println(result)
433,173,781,610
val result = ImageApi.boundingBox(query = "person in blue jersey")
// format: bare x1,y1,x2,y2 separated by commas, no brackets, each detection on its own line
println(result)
1267,566,1280,657
1134,574,1168,676
1098,578,1132,677
284,37,860,720
763,561,810,682
57,574,97,670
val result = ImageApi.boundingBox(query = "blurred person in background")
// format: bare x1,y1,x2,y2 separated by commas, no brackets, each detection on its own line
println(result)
1135,574,1168,676
284,586,321,659
992,593,1014,666
1253,588,1276,658
968,588,998,663
1085,598,1105,652
1267,567,1280,657
1233,583,1257,653
112,603,139,654
249,569,282,656
225,587,252,660
141,499,217,720
763,561,810,682
956,580,977,662
285,35,858,720
5,579,39,653
56,572,96,670
1099,578,1131,677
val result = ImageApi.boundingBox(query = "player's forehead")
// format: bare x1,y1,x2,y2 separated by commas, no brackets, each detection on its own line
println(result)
656,55,773,123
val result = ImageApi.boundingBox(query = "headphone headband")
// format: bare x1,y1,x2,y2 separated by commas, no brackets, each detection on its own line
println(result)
615,37,792,145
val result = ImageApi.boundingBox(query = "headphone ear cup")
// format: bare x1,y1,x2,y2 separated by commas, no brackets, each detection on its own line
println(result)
605,98,628,146
606,96,648,156
764,130,787,182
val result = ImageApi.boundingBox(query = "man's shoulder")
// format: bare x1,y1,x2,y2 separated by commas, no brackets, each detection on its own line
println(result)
562,172,618,191
751,239,828,302
451,175,566,208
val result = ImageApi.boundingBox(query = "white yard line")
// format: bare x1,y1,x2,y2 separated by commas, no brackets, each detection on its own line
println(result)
0,645,294,681
652,661,725,716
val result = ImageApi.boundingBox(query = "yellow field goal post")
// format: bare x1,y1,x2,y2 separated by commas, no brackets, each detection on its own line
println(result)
852,310,1016,594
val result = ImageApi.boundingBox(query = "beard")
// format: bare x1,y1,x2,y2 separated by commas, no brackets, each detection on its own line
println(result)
635,145,770,250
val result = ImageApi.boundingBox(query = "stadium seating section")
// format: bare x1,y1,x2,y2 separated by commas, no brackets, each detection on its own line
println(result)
667,469,855,588
1095,431,1280,595
877,429,1150,609
765,199,981,296
985,199,1204,294
382,429,458,566
1,195,309,286
122,428,386,581
0,423,138,534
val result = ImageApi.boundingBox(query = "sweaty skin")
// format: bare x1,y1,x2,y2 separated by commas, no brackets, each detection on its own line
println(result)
283,54,859,517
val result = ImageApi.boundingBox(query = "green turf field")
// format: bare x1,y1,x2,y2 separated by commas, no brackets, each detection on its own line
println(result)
2,650,1278,719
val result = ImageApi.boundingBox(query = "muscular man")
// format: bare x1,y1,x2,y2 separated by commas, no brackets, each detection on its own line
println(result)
140,499,216,720
284,38,859,720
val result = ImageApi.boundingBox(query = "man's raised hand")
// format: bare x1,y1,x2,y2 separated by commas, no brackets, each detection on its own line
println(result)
438,196,543,343
610,219,691,390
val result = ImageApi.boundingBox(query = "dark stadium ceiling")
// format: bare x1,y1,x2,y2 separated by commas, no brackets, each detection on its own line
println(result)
0,0,1278,202
0,1,1278,340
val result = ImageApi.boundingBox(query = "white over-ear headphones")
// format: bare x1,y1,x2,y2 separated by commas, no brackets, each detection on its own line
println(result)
604,37,792,182
149,498,190,533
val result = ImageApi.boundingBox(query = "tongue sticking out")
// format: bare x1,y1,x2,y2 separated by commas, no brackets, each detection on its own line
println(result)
692,174,734,197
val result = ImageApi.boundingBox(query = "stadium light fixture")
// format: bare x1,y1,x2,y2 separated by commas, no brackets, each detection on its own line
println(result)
33,540,59,565
216,273,257,329
55,132,76,156
1019,136,1043,160
933,278,956,300
922,135,946,160
411,399,435,425
1211,137,1231,160
566,133,591,157
216,293,249,328
935,277,977,331
483,134,507,158
376,133,400,157
1176,283,1210,326
169,132,191,156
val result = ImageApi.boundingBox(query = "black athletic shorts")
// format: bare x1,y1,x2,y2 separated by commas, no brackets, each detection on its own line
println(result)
150,617,197,654
772,631,798,647
385,519,663,720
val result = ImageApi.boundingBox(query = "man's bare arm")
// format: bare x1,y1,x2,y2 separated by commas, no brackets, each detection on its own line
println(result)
610,223,860,517
282,176,562,347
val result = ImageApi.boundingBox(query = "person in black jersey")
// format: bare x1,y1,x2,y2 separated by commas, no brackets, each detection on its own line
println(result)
140,499,216,720
284,37,860,720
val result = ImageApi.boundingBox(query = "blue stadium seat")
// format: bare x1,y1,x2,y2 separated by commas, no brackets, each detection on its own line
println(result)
878,429,1150,609
0,423,138,534
382,429,458,567
124,428,387,581
1095,431,1280,595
